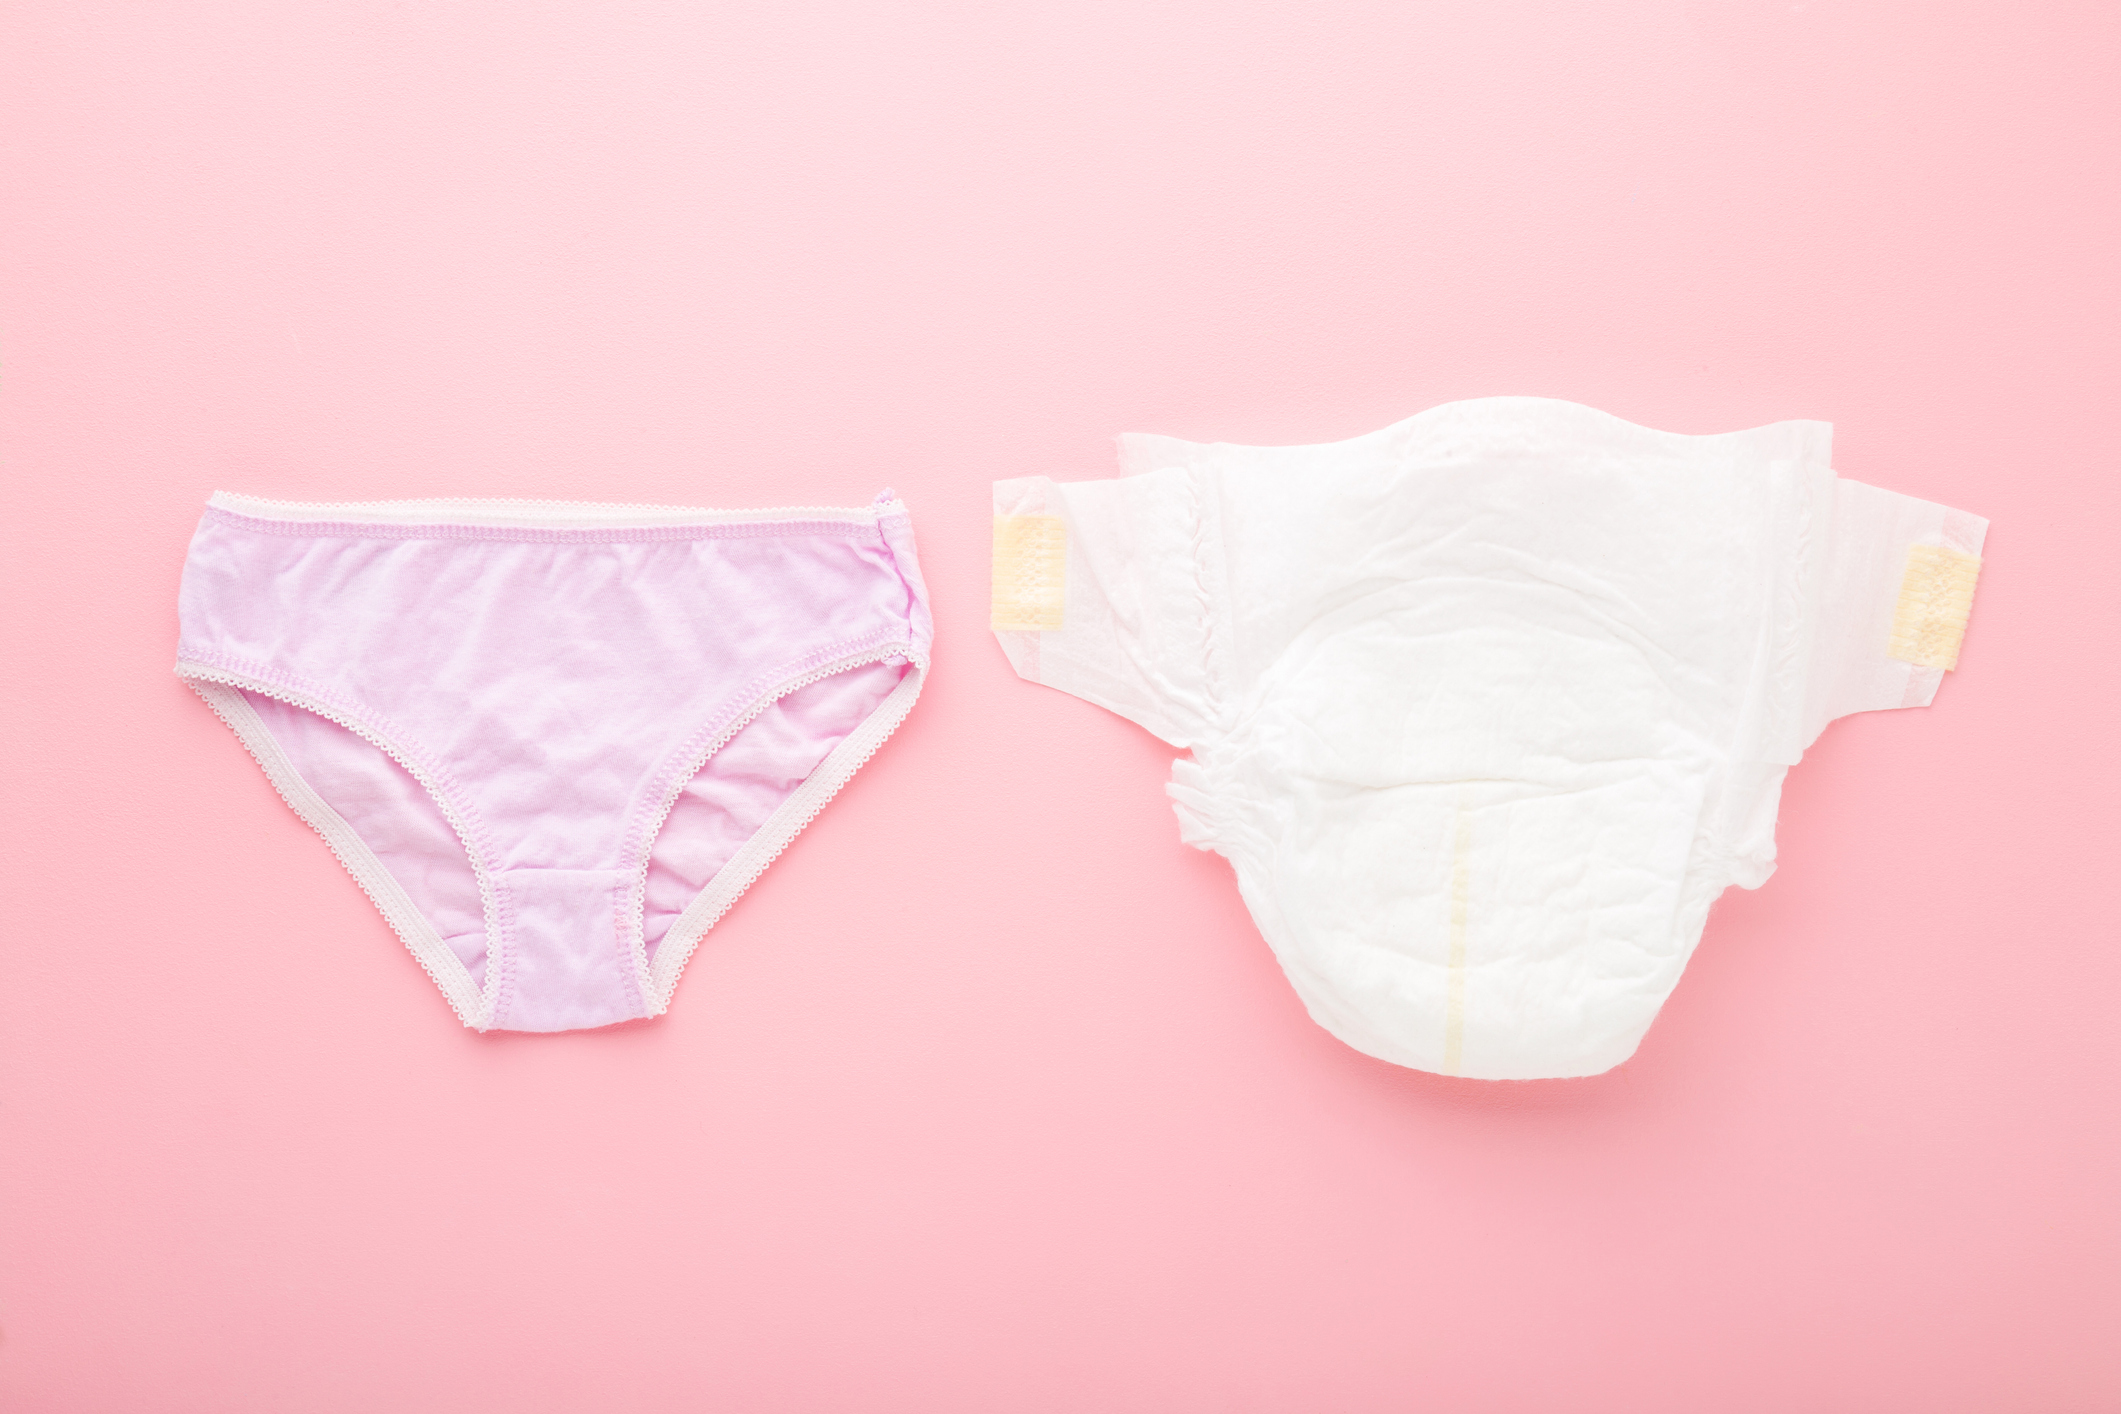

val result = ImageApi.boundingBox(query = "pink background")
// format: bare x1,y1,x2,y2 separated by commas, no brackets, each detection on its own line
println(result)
2,2,2116,1409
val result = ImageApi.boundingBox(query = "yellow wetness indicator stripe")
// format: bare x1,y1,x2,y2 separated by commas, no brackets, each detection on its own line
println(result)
992,515,1067,631
1442,804,1473,1077
1888,544,1982,670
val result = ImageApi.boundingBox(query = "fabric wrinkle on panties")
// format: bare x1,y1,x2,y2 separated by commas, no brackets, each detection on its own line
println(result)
175,490,934,1034
992,397,1989,1081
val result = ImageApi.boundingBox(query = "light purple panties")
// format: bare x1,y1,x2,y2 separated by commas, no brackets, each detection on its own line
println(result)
175,491,933,1033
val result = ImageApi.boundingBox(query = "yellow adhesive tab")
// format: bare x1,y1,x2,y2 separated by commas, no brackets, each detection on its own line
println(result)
1888,544,1982,670
991,515,1066,631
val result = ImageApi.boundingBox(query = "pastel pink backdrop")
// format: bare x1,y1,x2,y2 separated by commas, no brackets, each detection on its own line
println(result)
2,2,2115,1410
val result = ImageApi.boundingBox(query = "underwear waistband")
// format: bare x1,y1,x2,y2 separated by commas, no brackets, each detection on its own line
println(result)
202,496,916,546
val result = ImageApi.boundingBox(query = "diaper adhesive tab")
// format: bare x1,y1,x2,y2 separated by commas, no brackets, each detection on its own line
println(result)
991,515,1066,631
1888,544,1981,670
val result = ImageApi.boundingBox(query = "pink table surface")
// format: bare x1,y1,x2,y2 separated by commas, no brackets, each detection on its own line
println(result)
2,3,2116,1411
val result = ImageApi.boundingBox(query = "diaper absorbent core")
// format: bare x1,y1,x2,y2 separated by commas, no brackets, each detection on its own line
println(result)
992,398,1987,1080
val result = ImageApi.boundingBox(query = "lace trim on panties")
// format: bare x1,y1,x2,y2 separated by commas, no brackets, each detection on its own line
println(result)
178,674,493,1028
207,491,910,532
615,632,914,1016
644,650,928,1012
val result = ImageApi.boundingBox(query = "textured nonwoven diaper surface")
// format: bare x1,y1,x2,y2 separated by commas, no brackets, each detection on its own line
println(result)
992,397,1987,1080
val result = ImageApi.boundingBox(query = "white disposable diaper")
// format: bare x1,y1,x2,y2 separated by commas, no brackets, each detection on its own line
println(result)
992,398,1986,1080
